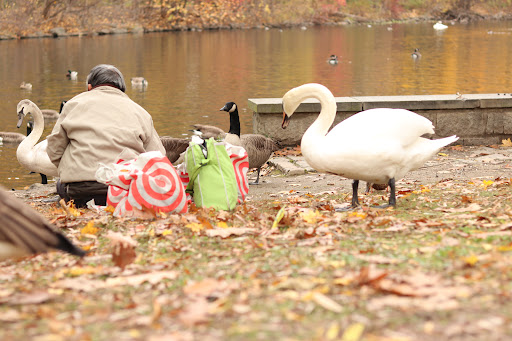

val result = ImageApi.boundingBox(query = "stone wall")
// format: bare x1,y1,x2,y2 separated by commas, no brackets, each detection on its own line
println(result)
248,94,512,146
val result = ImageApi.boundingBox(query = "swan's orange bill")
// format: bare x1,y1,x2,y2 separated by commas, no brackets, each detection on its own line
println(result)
282,112,290,129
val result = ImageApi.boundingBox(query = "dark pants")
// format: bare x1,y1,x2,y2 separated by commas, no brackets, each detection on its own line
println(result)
57,180,108,207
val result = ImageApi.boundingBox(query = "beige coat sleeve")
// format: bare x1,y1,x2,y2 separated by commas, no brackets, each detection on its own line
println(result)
144,123,166,155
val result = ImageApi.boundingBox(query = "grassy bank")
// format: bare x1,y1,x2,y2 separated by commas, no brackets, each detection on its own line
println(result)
1,0,512,38
1,168,511,340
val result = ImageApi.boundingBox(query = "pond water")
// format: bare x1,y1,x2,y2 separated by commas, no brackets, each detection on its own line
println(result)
1,20,512,189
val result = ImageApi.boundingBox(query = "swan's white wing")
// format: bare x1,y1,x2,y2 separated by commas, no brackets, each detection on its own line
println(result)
30,140,59,177
305,136,406,183
329,108,434,148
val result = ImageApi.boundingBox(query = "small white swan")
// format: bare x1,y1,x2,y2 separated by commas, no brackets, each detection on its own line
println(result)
281,83,459,208
433,21,448,30
16,99,58,177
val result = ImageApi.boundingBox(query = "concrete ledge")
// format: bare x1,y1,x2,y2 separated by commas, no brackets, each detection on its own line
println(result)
269,157,308,175
249,94,512,146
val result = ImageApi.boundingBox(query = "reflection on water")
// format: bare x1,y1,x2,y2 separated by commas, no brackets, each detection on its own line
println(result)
1,21,512,189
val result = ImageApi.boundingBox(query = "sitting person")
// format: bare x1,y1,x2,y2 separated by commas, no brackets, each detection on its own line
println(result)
47,64,165,207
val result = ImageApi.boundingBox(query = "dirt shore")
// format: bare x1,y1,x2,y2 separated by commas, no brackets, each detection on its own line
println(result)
11,145,512,208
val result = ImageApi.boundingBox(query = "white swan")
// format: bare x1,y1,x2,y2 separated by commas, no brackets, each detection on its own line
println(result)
16,99,58,177
433,21,448,30
281,83,459,208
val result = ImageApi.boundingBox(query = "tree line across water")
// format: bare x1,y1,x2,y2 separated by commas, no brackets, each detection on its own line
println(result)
0,0,511,37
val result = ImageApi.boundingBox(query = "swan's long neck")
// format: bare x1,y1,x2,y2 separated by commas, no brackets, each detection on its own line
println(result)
18,104,44,157
298,86,337,146
228,109,241,137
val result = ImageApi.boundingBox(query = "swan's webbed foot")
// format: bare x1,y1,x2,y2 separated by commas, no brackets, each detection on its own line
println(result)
335,204,360,212
335,180,360,211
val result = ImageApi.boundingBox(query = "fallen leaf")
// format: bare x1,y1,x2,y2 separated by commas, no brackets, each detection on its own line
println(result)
325,322,340,340
341,322,365,341
205,227,258,238
311,292,342,313
185,222,204,233
106,232,137,270
216,221,229,228
502,138,512,147
272,206,285,228
0,309,23,322
178,298,210,326
80,220,99,235
105,271,178,287
300,210,321,224
355,254,399,264
2,291,53,305
437,203,482,213
59,199,80,218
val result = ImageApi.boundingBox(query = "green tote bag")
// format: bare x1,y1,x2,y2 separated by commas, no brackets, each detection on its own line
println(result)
185,138,238,210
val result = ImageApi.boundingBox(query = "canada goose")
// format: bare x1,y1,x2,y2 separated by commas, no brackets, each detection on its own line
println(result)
16,99,59,177
40,100,66,123
131,77,148,89
0,186,86,261
66,70,78,80
0,131,25,144
20,82,32,90
365,182,388,194
190,124,226,140
160,136,190,164
328,55,339,65
411,48,422,59
433,21,448,30
41,109,59,120
0,121,36,145
220,102,280,185
281,83,459,208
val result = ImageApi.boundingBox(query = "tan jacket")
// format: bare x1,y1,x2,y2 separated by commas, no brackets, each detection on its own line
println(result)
47,86,165,183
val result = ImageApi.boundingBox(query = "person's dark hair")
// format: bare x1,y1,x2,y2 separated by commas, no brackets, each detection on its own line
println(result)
86,64,126,92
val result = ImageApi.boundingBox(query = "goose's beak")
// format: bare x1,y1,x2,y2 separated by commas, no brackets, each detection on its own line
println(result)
281,112,290,129
220,104,228,111
17,108,25,128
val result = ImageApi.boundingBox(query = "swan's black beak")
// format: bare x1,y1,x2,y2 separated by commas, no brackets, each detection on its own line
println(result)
17,107,25,129
281,112,290,129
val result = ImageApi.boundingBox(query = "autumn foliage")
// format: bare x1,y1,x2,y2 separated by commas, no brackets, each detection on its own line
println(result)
1,0,512,37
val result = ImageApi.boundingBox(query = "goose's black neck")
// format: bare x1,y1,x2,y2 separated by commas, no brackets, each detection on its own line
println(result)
228,108,241,137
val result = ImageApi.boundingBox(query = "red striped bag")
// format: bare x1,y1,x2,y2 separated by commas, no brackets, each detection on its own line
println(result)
96,151,188,216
